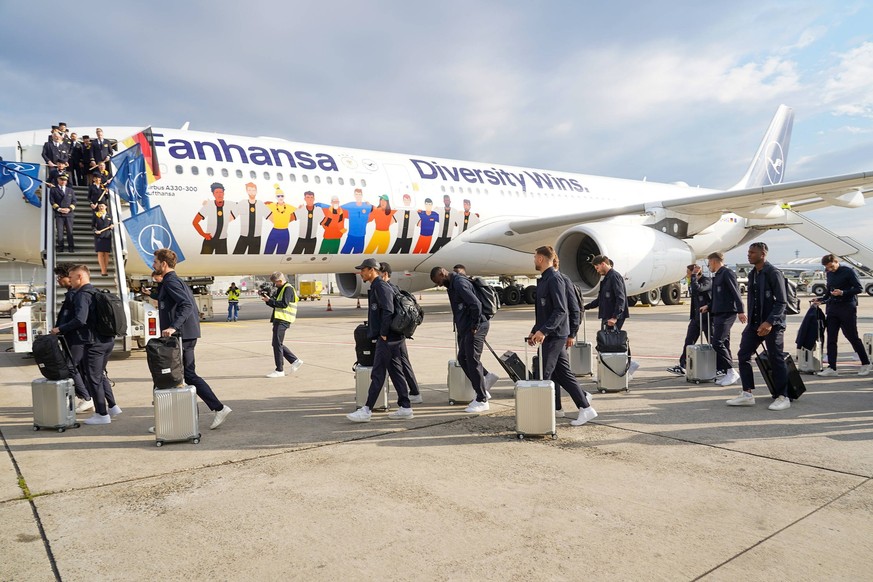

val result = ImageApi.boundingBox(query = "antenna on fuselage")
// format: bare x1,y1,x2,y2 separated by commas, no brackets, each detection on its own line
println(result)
180,122,190,131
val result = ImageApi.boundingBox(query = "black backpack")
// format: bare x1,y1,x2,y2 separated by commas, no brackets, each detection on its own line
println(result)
32,335,75,381
87,288,127,337
390,288,424,338
470,277,500,319
146,336,185,389
354,322,376,366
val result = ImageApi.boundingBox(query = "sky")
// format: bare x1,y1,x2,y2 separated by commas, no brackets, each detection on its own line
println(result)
2,0,872,265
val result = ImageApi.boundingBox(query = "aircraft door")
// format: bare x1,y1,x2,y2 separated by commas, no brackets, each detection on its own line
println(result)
384,164,419,209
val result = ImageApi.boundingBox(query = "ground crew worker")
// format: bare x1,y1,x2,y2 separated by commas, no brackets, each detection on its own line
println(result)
226,282,241,322
262,272,303,377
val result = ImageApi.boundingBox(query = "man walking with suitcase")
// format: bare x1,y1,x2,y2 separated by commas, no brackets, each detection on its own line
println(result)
430,265,490,413
381,263,423,403
700,252,744,387
528,246,596,426
347,259,414,422
152,249,232,429
731,242,792,410
668,264,713,376
583,255,639,378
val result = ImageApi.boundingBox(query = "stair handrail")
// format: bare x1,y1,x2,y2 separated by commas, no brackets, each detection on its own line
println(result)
107,185,133,339
41,166,56,331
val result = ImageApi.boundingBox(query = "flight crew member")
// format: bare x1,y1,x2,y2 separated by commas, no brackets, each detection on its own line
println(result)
92,202,114,277
226,282,241,322
264,185,295,254
88,173,108,209
381,262,423,403
430,265,491,413
584,254,638,378
262,272,303,377
290,191,323,254
47,160,70,186
347,258,414,422
812,254,872,376
42,130,70,169
50,173,76,253
340,189,373,254
413,199,439,254
194,182,234,254
731,242,791,410
69,133,85,186
51,265,121,425
233,182,270,254
53,264,93,412
79,135,94,184
429,195,457,253
452,264,499,390
528,246,597,426
389,194,416,254
700,252,744,386
553,256,593,416
150,248,232,429
667,264,713,375
316,196,346,254
91,128,112,175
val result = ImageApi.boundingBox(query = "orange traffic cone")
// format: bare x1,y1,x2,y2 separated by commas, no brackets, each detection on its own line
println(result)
356,298,362,309
326,299,333,312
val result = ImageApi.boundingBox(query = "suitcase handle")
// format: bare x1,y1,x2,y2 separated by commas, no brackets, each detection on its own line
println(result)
697,311,710,346
523,338,543,380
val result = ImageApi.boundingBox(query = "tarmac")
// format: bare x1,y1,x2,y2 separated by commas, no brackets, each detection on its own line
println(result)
1,291,872,581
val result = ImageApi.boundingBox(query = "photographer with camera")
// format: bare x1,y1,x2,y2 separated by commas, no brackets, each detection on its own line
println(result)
261,272,303,378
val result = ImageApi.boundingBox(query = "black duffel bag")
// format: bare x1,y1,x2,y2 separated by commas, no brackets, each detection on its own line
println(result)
354,322,376,367
596,327,629,354
32,335,75,380
146,335,185,389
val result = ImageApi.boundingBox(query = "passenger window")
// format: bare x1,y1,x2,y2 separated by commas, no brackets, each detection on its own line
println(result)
338,177,344,186
361,179,367,187
206,167,214,176
276,172,283,181
302,175,309,183
350,178,356,186
221,168,228,178
263,172,270,180
314,176,321,184
289,174,296,183
249,171,256,179
326,177,332,185
175,165,183,175
191,166,199,176
235,169,243,178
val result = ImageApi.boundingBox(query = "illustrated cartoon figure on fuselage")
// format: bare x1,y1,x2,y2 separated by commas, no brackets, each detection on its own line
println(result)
459,198,480,233
233,182,270,255
413,198,439,254
390,193,415,254
429,194,458,253
318,195,346,254
194,182,235,254
290,190,323,254
364,194,396,254
340,188,373,254
264,184,296,254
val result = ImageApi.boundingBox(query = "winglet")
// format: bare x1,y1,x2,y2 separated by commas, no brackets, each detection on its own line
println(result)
731,105,794,190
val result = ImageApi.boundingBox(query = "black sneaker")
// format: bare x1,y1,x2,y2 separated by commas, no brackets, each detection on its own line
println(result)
666,365,685,376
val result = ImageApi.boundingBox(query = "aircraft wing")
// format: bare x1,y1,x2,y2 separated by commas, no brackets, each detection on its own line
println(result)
479,170,873,238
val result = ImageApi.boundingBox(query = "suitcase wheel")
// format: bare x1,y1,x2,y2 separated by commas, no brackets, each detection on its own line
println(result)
449,399,455,405
551,433,558,440
73,423,80,428
517,434,524,440
33,425,40,431
156,441,163,447
599,389,607,394
57,427,65,433
192,438,200,444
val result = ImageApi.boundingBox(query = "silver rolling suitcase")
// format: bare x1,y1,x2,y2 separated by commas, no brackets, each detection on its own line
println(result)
152,337,200,446
448,360,475,405
32,378,80,433
569,307,594,376
686,313,716,383
354,364,389,410
797,341,823,374
515,342,556,440
864,333,873,360
597,351,630,393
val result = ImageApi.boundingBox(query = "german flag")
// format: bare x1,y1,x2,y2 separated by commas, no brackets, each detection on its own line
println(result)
123,127,161,183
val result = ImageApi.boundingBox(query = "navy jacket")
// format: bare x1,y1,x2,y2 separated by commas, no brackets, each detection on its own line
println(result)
366,276,401,341
747,262,786,328
583,267,627,324
708,266,744,315
795,304,825,349
57,283,111,345
49,185,77,214
41,140,70,165
532,267,570,339
558,271,581,338
820,265,863,308
91,138,112,165
155,271,201,339
446,273,484,335
688,273,712,318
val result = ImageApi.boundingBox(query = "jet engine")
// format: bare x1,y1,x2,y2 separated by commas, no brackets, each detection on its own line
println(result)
334,271,435,298
555,223,694,302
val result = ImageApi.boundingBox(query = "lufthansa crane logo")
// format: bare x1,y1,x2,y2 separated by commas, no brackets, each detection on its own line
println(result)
765,141,785,185
137,224,172,257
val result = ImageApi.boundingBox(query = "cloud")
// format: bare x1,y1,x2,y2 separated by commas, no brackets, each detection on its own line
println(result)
822,42,873,119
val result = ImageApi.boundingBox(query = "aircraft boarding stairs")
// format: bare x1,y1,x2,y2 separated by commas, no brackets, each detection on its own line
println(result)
748,209,873,276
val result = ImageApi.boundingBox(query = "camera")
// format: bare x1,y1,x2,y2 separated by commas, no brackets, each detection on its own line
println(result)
258,282,274,297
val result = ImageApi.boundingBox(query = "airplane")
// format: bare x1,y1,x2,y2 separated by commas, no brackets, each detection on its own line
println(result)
1,104,872,310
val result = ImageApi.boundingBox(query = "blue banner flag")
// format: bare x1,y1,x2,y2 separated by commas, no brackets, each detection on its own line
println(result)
110,145,149,210
122,205,186,268
0,161,42,207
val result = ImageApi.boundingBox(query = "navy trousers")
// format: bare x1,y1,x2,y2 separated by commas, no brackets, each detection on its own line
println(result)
457,321,489,402
366,338,410,410
737,325,788,397
182,338,223,411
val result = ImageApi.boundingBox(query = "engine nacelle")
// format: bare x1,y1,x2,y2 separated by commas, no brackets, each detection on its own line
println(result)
334,271,435,298
555,224,694,297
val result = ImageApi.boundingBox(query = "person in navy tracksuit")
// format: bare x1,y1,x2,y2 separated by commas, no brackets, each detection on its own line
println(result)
150,248,232,429
701,252,744,386
668,264,713,375
584,254,638,378
528,246,596,427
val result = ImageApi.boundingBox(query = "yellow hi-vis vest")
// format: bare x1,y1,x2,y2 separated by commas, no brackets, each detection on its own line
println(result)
273,283,298,324
227,288,241,302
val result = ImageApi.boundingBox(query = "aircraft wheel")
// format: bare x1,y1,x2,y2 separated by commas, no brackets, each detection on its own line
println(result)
640,289,661,306
504,286,522,306
810,283,827,298
661,283,682,305
866,283,873,297
627,295,639,307
523,285,537,304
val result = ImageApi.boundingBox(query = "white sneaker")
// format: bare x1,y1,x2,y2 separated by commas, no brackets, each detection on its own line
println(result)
408,394,423,404
485,390,492,401
210,405,232,429
484,372,499,390
726,391,755,406
555,409,566,418
387,406,414,419
817,367,838,377
628,360,640,380
858,364,872,377
266,370,286,378
584,391,594,403
465,400,489,413
347,407,372,423
571,406,598,426
768,396,791,411
289,359,304,373
147,426,155,434
82,413,111,425
718,368,740,386
108,405,122,417
76,399,95,413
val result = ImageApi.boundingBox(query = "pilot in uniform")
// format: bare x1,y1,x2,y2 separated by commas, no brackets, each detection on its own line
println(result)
50,173,76,253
